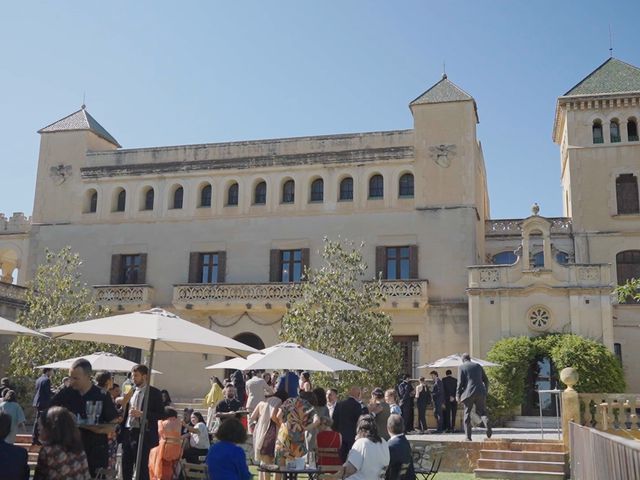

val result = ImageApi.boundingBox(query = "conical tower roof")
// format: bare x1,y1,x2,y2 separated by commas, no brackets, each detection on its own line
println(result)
38,107,121,147
562,57,640,97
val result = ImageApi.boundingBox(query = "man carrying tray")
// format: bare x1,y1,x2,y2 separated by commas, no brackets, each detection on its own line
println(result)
50,358,118,477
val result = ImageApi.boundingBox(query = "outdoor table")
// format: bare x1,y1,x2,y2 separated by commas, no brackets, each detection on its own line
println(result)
257,465,322,480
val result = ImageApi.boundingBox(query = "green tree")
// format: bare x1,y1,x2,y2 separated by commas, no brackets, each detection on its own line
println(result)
9,247,123,384
614,277,640,304
486,334,625,422
280,238,402,393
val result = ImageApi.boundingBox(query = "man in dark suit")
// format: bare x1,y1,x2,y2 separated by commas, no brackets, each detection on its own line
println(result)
0,412,29,480
121,364,166,480
31,368,53,445
386,413,416,480
442,369,458,432
331,386,367,461
429,370,445,433
397,374,414,433
456,353,491,441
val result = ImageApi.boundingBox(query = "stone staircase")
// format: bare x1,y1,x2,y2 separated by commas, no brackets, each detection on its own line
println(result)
475,440,568,479
505,416,560,429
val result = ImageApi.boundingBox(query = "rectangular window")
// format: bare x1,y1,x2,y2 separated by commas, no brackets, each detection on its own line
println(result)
120,254,143,284
393,335,419,379
616,174,640,215
614,343,623,366
386,246,411,280
281,249,303,282
199,253,219,283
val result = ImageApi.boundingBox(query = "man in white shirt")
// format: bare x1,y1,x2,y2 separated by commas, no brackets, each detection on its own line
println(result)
245,371,269,413
326,388,338,418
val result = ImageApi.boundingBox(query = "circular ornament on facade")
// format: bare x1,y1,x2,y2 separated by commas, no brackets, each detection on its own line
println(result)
527,305,552,332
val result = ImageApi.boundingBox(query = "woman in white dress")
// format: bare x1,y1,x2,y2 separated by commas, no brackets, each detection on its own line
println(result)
330,414,390,480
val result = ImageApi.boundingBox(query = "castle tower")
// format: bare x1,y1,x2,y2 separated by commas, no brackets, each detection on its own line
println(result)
32,107,120,224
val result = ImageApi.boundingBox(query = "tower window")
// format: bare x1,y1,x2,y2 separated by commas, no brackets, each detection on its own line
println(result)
200,184,212,207
144,188,154,211
492,251,517,265
254,181,267,205
399,173,414,198
310,178,324,202
369,174,384,199
592,120,604,144
616,174,640,214
172,186,183,209
282,180,295,204
85,189,98,214
227,182,239,206
115,189,126,212
339,177,353,201
628,118,638,142
616,250,640,303
610,120,621,143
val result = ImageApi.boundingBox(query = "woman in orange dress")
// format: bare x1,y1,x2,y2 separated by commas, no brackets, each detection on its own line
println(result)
149,408,183,480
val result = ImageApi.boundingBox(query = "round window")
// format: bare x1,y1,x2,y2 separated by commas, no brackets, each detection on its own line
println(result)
527,306,552,332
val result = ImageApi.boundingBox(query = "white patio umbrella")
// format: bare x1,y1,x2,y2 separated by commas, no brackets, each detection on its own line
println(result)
42,308,257,479
0,315,48,337
206,342,366,372
419,353,500,369
36,352,162,374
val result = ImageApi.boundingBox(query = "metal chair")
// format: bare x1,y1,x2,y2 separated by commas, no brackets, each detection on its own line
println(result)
414,454,441,480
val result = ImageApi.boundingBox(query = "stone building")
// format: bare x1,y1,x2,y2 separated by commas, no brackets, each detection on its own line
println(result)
1,58,639,405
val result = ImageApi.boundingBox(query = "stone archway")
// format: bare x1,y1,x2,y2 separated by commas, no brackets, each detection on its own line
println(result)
233,332,266,351
0,246,21,284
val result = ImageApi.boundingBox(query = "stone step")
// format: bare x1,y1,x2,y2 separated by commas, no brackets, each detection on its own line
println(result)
480,449,566,463
477,459,566,474
509,442,566,453
474,468,566,479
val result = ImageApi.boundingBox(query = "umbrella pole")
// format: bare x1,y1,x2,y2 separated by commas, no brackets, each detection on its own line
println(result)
133,339,156,480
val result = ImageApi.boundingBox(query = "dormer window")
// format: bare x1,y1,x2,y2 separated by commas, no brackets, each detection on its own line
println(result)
628,118,639,142
592,120,604,144
610,119,621,143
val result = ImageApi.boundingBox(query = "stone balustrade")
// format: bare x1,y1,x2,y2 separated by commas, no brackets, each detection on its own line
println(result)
485,217,572,236
172,282,302,311
0,281,27,304
0,212,31,234
173,279,429,311
93,284,154,311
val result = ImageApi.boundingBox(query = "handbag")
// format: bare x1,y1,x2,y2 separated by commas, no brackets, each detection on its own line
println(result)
260,420,277,455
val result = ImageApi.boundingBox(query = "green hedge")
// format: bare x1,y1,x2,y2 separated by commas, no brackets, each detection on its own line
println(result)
486,334,625,421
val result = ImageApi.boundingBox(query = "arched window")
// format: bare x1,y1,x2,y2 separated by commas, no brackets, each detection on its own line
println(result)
592,120,604,144
399,173,414,198
610,119,621,143
616,174,640,214
86,190,98,213
115,189,126,212
369,174,384,199
227,182,239,206
282,180,295,204
200,184,212,207
628,118,639,142
310,178,324,202
492,251,517,265
144,188,154,211
616,250,640,302
254,181,267,205
339,177,353,201
172,186,183,209
533,252,545,268
556,251,569,265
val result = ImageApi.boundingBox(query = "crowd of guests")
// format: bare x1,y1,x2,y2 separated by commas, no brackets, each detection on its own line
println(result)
0,353,491,479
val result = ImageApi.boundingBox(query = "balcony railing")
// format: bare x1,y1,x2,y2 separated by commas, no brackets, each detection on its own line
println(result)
173,282,302,310
173,279,429,311
93,284,154,311
0,281,27,305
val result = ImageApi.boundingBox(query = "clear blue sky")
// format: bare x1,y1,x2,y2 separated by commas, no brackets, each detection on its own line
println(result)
1,1,638,219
